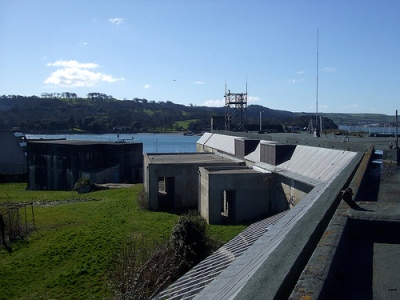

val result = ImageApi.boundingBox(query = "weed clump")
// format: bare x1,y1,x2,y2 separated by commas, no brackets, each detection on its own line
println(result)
73,178,95,194
137,190,149,210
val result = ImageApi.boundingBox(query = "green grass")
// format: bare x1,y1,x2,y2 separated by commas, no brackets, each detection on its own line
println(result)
174,119,200,131
0,183,245,299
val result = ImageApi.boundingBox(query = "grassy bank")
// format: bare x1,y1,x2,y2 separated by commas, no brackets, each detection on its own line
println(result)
0,183,246,299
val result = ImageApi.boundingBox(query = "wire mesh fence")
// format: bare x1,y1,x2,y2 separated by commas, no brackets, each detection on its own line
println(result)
0,202,36,253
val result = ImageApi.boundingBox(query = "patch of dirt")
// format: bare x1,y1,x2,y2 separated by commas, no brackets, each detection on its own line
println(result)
34,198,100,207
96,183,136,189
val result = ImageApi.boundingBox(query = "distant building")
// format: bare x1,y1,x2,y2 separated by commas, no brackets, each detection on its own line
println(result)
0,130,27,176
27,140,143,190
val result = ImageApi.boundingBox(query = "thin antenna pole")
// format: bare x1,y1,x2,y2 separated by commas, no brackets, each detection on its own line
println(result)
246,74,248,96
396,109,398,148
225,75,227,95
316,28,319,130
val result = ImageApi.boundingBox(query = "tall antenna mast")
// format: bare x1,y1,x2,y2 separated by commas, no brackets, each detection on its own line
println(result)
316,28,319,131
225,75,227,95
246,74,248,97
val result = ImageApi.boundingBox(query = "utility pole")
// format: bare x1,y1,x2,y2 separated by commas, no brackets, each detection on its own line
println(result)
396,109,399,149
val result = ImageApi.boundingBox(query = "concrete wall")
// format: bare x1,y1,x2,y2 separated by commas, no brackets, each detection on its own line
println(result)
272,174,313,212
27,141,143,190
144,153,243,211
199,167,271,224
235,139,260,159
260,143,296,166
145,161,201,210
80,164,119,184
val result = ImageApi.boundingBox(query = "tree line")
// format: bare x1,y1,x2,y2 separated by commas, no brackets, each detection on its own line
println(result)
0,94,338,133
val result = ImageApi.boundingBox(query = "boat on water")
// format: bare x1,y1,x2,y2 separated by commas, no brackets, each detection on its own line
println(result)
183,131,205,136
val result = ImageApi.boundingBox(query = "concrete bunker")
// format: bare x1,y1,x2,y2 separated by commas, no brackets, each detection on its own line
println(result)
144,152,244,211
199,166,272,224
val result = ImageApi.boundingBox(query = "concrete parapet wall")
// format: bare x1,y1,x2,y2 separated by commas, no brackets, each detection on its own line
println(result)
236,153,363,299
196,150,363,299
290,148,372,299
274,173,313,210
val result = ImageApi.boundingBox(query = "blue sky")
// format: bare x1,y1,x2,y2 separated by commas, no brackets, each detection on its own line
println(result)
1,0,399,115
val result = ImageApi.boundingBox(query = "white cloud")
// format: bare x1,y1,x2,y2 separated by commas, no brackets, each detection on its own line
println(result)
297,71,305,75
323,67,336,72
289,78,305,84
44,60,124,87
193,81,205,85
47,60,98,69
108,18,124,25
203,98,224,107
144,84,151,89
248,96,260,103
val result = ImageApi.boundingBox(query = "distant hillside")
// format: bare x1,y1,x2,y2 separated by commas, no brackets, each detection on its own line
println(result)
0,94,358,132
297,112,397,126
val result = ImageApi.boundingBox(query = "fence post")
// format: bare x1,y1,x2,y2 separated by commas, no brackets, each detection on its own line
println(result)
0,214,12,253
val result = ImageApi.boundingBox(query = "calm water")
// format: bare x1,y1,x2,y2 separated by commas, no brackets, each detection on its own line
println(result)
339,125,399,134
25,133,201,153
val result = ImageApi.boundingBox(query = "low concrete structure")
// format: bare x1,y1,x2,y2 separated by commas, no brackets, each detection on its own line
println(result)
27,140,143,190
199,166,272,224
155,132,363,299
144,153,243,210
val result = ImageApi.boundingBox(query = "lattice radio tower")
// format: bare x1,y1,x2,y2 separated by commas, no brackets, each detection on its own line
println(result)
224,82,248,131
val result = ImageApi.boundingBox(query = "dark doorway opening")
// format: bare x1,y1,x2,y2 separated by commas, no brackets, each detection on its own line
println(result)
158,177,175,210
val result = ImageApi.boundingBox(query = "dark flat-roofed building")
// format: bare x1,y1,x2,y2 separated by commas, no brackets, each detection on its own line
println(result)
0,130,27,175
27,140,143,190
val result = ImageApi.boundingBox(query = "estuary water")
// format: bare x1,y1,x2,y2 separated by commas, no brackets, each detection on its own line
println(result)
25,133,201,153
339,125,399,134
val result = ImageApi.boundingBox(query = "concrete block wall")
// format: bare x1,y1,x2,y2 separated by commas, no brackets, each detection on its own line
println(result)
234,139,260,159
199,167,271,225
273,174,314,211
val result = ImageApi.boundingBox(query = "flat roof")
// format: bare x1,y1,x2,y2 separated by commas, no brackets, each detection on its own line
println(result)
201,167,268,175
145,152,239,165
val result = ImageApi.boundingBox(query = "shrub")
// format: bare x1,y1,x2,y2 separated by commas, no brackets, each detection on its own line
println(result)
73,178,94,194
171,212,211,268
109,212,219,299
